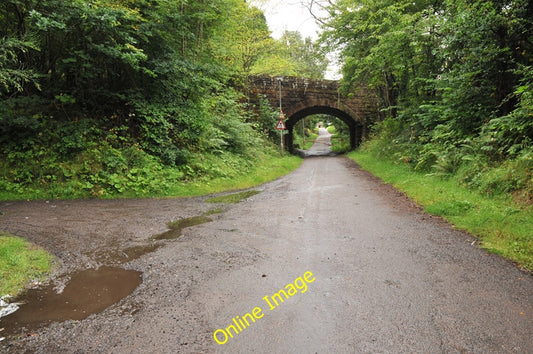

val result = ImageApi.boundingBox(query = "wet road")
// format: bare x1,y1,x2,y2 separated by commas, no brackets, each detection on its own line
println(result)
204,156,533,353
1,151,533,352
297,127,336,157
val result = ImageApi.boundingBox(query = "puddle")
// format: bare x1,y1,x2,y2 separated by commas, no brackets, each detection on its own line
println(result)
151,215,212,240
204,208,224,215
119,244,162,262
1,203,224,337
205,190,260,204
0,266,141,336
98,243,163,265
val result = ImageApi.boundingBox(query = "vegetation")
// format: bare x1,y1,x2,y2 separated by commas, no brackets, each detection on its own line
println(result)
293,121,317,151
318,0,533,204
0,0,325,200
252,30,329,78
2,0,531,283
300,132,317,150
0,1,318,295
0,233,54,296
0,145,302,200
206,190,261,204
327,120,351,154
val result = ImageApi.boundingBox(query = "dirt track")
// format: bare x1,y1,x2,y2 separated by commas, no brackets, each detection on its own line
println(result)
1,155,532,353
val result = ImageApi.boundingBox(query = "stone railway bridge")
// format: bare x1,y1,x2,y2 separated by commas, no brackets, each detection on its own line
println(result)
246,75,379,152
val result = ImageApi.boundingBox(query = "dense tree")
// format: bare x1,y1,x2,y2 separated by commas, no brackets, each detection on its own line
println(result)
321,0,533,163
252,30,329,78
211,1,273,77
318,0,532,200
0,0,290,196
0,1,41,93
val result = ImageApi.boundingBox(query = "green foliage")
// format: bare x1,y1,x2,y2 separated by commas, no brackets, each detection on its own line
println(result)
294,125,317,150
361,117,533,203
253,95,281,142
252,31,329,78
457,151,533,201
0,233,54,296
0,140,302,200
203,89,262,155
327,119,351,154
132,99,202,165
26,0,150,107
0,36,40,93
0,133,180,199
322,0,533,201
482,65,533,158
211,1,273,76
0,0,307,201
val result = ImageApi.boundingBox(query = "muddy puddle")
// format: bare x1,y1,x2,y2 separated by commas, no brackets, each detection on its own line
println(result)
151,215,212,240
1,207,222,338
205,190,260,204
95,243,163,265
0,266,141,336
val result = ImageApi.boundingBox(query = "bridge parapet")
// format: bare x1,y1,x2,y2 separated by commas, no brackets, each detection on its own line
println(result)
247,75,339,93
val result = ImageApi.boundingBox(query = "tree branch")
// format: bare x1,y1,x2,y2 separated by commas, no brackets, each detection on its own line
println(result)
301,0,333,27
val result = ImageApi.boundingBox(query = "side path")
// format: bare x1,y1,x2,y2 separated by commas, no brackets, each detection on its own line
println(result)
1,156,532,353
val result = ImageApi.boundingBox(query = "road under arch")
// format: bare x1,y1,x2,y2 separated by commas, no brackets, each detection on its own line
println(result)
285,106,363,153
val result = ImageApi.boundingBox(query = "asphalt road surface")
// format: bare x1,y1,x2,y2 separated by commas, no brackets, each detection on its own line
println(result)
1,151,532,352
298,127,335,157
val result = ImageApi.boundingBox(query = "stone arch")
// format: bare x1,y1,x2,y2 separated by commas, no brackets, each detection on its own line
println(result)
285,105,363,153
246,75,379,153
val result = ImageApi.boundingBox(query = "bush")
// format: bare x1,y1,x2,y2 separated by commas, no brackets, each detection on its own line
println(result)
361,116,533,204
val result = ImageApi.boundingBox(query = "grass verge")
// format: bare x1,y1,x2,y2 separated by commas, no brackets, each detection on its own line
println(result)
0,233,54,296
163,154,302,198
294,131,317,151
328,125,350,154
348,150,533,272
0,152,302,201
330,137,351,154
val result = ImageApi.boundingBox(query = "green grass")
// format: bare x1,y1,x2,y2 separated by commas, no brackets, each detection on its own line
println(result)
348,150,533,271
327,125,337,134
295,132,317,150
330,137,351,154
0,233,54,296
302,138,316,150
327,125,350,154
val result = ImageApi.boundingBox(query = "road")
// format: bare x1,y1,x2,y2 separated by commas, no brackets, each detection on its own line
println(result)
1,152,532,352
298,127,335,157
203,157,533,353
